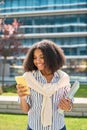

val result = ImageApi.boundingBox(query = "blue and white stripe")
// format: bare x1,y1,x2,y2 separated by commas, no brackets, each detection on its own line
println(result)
26,70,70,130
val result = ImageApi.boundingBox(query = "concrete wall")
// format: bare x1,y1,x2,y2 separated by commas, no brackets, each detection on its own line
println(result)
0,96,87,117
0,96,23,114
65,98,87,117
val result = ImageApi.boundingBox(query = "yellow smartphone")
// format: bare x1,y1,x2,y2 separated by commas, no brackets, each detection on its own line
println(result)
15,76,30,94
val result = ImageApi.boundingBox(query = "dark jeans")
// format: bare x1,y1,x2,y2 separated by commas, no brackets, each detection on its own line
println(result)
60,125,66,130
27,125,32,130
27,125,66,130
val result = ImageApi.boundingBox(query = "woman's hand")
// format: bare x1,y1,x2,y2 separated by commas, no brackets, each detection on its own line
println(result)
16,84,31,112
58,98,73,111
16,84,30,98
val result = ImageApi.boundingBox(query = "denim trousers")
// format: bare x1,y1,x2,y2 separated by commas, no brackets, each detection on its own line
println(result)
27,125,66,130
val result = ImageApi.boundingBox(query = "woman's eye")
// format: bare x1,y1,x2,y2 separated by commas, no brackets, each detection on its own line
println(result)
33,56,44,60
33,57,36,59
40,56,44,59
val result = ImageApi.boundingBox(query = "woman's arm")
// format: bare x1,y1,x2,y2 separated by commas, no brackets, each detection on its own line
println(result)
19,96,30,113
16,84,31,113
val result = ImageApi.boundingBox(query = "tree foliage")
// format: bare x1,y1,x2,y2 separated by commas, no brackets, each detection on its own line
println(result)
0,18,24,89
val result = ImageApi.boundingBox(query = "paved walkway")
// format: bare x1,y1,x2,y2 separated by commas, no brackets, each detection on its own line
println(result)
0,95,18,101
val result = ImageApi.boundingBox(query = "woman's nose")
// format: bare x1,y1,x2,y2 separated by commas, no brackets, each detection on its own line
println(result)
36,58,41,62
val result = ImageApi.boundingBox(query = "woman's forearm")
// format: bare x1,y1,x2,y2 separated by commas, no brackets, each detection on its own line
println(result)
20,97,31,113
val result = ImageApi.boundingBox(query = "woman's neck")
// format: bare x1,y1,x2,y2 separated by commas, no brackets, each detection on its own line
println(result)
40,70,54,83
40,70,53,76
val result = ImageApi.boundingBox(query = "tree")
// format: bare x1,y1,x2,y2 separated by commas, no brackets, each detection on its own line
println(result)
0,18,23,91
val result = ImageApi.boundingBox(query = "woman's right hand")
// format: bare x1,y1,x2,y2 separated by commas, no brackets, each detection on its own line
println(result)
16,84,30,98
16,84,31,112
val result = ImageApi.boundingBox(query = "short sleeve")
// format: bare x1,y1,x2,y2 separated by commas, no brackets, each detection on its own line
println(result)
18,95,32,106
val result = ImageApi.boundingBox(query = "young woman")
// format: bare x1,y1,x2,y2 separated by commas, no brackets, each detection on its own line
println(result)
16,39,72,130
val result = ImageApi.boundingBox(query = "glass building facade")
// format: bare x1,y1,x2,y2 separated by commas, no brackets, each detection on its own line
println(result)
0,0,87,84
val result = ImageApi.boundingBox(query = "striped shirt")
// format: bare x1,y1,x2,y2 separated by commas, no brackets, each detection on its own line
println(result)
26,70,70,130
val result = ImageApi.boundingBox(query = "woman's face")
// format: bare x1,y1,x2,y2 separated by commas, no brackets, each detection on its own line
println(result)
33,49,45,71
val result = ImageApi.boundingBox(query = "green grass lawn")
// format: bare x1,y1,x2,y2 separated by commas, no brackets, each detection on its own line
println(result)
1,83,87,97
0,114,27,130
75,84,87,98
65,117,87,130
0,114,87,130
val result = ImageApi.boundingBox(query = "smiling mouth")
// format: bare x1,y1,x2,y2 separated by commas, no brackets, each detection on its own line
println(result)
37,64,43,67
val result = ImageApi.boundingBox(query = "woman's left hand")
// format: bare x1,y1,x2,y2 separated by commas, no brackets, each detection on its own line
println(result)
58,98,73,111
